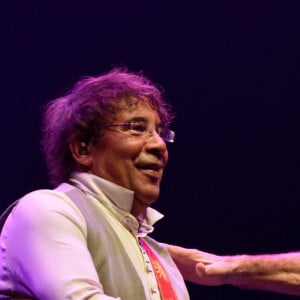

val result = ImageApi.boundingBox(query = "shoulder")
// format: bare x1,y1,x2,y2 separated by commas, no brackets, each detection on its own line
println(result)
19,186,79,211
11,184,87,229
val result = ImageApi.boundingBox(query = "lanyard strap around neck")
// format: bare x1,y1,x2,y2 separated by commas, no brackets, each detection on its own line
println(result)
139,238,178,300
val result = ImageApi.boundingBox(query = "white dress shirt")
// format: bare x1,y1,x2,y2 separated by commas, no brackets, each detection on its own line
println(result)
0,172,189,299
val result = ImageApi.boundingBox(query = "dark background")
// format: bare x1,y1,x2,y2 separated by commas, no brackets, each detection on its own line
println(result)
1,1,300,299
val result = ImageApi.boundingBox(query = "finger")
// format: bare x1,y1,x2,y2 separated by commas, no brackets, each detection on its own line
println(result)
195,262,206,276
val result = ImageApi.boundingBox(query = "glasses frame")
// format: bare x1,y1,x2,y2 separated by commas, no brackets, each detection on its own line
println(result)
105,121,175,143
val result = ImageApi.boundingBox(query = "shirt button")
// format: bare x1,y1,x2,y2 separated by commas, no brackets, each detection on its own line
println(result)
124,217,132,225
146,265,152,273
151,287,158,294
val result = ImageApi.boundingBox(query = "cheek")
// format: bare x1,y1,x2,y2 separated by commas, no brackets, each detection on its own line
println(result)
164,150,169,163
92,143,141,175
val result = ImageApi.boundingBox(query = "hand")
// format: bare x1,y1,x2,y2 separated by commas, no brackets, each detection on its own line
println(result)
166,244,300,296
165,244,233,285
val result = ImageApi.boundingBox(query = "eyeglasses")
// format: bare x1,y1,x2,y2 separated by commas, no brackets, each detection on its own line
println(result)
105,120,175,143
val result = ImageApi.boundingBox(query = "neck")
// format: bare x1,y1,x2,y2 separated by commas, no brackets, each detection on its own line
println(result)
131,200,148,219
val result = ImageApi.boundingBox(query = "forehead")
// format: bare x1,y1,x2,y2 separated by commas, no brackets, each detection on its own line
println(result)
115,102,161,123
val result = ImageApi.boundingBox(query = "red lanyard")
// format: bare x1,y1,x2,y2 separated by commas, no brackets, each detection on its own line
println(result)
139,238,178,300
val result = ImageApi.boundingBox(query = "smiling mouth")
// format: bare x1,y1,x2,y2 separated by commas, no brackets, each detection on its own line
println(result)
136,163,163,178
136,162,163,171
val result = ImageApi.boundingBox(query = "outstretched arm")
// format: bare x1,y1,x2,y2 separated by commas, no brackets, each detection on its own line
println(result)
165,244,300,296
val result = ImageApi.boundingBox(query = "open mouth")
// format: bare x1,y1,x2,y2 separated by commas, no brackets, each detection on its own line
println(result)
136,163,163,172
135,163,163,179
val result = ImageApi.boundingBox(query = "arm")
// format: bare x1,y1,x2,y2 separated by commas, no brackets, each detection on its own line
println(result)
165,244,300,296
5,190,119,300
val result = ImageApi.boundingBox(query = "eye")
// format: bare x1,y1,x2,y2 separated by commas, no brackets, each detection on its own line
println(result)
129,121,147,133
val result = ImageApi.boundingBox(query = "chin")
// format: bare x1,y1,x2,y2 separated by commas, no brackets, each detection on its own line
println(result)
135,183,160,204
143,192,160,205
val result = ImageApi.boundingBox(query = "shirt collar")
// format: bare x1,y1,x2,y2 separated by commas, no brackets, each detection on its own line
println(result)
69,172,164,227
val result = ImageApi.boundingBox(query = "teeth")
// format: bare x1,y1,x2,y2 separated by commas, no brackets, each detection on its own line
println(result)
138,165,160,171
148,166,158,171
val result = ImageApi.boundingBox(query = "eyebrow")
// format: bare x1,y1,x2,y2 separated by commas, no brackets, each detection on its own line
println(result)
125,116,163,127
126,116,147,122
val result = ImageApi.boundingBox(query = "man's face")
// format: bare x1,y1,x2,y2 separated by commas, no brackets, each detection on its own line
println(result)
89,102,169,215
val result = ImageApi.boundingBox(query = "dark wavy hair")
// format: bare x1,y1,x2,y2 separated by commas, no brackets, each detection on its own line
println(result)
42,68,174,186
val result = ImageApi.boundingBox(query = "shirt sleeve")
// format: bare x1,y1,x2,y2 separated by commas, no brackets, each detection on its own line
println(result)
3,189,121,300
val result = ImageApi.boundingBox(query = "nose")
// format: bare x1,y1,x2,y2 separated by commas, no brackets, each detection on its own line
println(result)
145,130,168,158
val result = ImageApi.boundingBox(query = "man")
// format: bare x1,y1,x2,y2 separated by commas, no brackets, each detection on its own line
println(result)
1,68,299,299
166,241,300,296
0,69,189,299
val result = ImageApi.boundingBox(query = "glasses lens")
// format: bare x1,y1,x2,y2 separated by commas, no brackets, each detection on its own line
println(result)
159,128,175,143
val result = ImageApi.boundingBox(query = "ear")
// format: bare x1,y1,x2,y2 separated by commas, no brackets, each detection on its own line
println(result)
69,137,92,167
